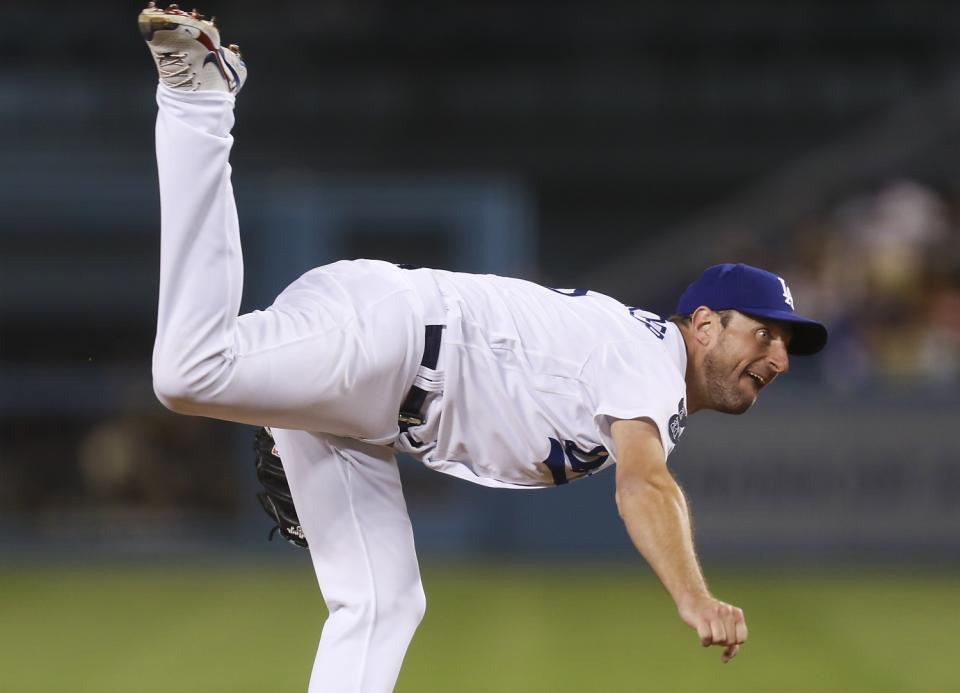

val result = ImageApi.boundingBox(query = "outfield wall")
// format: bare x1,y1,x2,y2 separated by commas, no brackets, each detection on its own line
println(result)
402,385,960,561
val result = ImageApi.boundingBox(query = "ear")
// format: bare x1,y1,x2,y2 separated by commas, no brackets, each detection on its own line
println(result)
689,306,720,347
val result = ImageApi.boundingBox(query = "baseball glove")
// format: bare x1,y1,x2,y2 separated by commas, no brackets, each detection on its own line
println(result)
253,427,308,549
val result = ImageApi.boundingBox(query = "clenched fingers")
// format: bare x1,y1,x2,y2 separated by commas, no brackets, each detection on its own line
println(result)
717,609,746,662
708,604,747,647
681,596,748,657
735,617,748,644
709,619,727,646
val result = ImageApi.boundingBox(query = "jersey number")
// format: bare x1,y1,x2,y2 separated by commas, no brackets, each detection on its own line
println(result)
541,438,609,485
548,289,667,342
628,308,667,340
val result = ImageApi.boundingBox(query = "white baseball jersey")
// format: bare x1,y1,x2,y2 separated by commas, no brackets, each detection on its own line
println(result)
153,81,689,693
395,268,690,489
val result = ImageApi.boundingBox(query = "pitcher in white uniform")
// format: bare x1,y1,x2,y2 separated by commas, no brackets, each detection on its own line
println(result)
140,5,828,692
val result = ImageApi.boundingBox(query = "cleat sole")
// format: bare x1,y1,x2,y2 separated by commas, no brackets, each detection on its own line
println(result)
138,6,219,45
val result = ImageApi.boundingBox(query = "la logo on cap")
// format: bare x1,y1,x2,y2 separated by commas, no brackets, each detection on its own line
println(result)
778,277,795,310
675,263,828,355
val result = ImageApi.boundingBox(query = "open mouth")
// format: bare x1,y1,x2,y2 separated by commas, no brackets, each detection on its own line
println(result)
745,370,767,388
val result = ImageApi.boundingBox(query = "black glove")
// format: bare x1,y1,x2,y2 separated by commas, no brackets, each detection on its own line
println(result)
253,427,308,548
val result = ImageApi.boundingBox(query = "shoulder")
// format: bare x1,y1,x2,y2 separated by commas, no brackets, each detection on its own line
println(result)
581,318,684,376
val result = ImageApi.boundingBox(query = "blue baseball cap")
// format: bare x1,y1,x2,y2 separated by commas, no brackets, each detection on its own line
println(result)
676,263,828,355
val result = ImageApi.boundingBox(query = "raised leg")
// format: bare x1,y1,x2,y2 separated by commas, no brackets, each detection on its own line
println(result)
150,85,423,441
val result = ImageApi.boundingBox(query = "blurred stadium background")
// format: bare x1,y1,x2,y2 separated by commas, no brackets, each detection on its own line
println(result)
1,1,959,691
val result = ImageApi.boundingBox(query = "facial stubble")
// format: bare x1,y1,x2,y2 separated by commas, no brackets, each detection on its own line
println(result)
701,334,756,415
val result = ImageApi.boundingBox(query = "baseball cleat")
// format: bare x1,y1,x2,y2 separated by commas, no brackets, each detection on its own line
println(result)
139,2,246,94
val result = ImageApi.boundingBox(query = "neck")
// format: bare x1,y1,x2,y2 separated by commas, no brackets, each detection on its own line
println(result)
677,323,706,414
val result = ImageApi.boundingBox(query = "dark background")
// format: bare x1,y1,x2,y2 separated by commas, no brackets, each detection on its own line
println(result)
1,0,958,562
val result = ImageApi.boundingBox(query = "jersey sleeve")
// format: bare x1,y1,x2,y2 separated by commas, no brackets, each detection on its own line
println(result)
581,340,686,464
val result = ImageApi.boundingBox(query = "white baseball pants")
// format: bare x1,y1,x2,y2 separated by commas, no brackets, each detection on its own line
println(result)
152,85,427,692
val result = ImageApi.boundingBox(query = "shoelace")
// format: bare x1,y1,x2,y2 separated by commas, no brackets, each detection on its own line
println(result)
156,52,194,89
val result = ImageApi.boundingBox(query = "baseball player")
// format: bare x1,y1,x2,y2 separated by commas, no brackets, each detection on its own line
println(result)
140,5,828,692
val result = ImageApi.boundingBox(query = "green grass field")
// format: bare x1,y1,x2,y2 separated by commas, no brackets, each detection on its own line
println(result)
1,562,957,692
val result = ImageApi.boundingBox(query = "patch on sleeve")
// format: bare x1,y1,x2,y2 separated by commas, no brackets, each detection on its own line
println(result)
668,398,687,444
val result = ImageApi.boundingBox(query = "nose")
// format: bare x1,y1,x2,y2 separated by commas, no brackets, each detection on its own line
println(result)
769,340,790,375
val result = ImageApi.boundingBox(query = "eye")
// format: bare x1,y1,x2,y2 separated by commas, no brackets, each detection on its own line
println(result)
757,328,771,341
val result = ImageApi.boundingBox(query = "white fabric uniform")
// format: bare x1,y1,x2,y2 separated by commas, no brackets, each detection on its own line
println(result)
395,269,689,488
152,85,687,693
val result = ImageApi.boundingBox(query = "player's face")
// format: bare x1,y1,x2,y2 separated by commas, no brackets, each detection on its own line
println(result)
702,312,791,414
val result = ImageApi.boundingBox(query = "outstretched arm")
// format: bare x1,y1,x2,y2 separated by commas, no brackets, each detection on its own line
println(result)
611,418,748,663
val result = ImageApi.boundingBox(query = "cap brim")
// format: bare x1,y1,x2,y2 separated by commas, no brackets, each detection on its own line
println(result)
740,309,828,356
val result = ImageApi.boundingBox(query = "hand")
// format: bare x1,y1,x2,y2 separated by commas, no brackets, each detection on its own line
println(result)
677,593,748,663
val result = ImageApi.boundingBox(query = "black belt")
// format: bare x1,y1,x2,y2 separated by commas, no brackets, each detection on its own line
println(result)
399,324,443,431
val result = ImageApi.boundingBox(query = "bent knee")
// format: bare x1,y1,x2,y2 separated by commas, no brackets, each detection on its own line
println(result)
152,366,196,414
401,581,427,628
381,580,427,633
151,359,222,415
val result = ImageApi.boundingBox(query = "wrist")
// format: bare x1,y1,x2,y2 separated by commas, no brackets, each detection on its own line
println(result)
674,586,712,611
